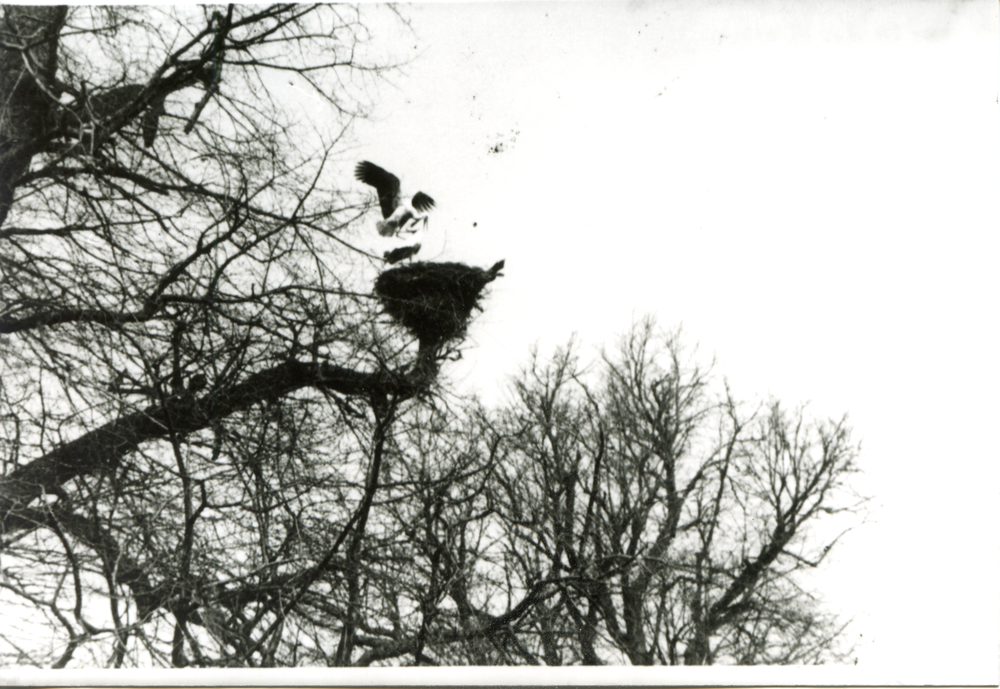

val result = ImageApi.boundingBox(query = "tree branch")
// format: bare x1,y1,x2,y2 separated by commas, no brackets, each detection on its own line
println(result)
1,358,427,533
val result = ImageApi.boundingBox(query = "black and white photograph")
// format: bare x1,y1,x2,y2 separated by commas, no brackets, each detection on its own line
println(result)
0,1,996,685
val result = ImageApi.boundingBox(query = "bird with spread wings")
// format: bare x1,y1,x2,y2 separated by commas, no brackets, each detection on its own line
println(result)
355,161,436,237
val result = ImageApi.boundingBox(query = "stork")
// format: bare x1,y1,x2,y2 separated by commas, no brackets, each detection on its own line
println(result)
383,243,422,265
355,161,435,237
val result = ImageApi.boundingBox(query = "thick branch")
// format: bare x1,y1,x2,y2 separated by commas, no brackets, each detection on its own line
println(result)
1,358,424,533
0,301,160,335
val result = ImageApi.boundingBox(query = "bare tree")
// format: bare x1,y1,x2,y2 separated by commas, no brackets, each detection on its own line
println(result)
0,5,860,669
477,318,864,665
0,4,501,668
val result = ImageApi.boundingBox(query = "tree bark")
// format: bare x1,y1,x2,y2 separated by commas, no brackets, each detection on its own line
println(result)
0,5,66,227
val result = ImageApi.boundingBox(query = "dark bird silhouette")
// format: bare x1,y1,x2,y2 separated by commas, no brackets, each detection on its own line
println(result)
187,373,208,393
66,84,165,147
383,243,421,265
62,64,217,149
355,161,435,237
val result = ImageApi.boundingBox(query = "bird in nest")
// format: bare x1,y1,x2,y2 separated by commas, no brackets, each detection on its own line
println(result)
383,243,422,265
355,161,436,237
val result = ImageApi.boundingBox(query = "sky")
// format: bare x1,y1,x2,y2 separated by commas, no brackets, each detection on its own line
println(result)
0,1,990,685
322,1,999,682
0,3,994,685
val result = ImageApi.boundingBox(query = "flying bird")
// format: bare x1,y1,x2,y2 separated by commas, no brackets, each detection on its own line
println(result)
383,243,421,265
355,161,435,237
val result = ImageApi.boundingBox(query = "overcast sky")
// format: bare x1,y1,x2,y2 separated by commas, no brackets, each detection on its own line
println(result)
293,0,1000,682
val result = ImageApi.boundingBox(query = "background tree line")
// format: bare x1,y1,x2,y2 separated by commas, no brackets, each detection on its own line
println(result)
0,5,864,667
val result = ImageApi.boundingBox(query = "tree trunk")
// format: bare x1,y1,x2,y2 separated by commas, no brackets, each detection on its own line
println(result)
0,5,66,227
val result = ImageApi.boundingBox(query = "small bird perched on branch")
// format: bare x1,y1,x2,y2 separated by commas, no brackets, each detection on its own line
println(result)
62,64,217,150
383,243,421,265
355,161,435,237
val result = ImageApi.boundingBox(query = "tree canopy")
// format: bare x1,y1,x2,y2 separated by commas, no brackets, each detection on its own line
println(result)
0,5,863,668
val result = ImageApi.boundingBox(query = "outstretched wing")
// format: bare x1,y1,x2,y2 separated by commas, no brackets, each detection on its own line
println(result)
411,191,435,214
355,161,401,219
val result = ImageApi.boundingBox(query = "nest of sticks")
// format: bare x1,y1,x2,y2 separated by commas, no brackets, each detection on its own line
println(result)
374,260,505,349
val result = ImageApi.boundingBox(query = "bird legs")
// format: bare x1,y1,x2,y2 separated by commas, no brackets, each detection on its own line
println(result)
397,215,429,237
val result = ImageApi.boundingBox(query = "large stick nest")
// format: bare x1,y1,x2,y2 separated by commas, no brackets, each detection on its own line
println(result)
374,260,504,348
